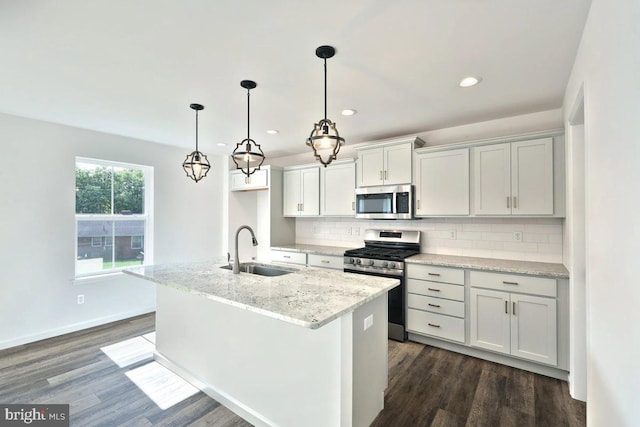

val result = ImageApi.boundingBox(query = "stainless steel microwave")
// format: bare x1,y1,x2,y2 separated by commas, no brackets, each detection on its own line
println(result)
355,185,414,219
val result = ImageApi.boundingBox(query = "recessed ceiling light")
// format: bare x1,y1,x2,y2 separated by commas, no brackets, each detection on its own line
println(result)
217,143,227,147
459,76,482,88
341,109,357,116
266,129,279,135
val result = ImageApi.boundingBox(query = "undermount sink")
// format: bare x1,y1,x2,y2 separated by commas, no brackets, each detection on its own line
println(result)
220,262,297,277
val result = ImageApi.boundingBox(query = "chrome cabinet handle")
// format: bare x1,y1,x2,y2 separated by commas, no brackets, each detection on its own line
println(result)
352,201,355,211
428,303,441,308
513,196,517,209
301,203,304,212
384,170,388,180
428,323,441,328
283,255,291,259
380,170,383,180
417,199,420,210
503,281,519,285
505,300,508,314
513,302,516,315
507,196,510,208
321,260,330,264
427,288,441,292
428,273,441,277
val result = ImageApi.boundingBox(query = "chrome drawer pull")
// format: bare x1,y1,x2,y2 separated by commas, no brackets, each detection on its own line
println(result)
427,288,441,292
428,323,441,328
505,300,508,314
428,273,441,276
321,260,330,264
428,303,441,308
513,302,516,315
503,281,519,285
283,255,291,259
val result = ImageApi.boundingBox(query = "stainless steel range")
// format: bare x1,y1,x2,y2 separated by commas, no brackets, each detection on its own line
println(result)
343,229,421,341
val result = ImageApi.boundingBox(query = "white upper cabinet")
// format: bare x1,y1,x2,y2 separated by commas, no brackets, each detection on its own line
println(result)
473,138,554,215
356,137,423,187
283,166,320,217
414,148,469,216
230,168,269,192
321,160,356,216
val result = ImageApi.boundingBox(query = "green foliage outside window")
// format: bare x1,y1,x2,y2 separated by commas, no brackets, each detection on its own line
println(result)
76,166,144,214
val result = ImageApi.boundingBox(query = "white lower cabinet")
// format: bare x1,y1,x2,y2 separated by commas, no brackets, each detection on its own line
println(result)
307,253,343,270
270,250,307,265
470,288,557,366
406,264,465,343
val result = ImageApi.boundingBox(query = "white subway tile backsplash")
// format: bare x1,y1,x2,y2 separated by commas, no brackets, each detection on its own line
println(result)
295,217,563,263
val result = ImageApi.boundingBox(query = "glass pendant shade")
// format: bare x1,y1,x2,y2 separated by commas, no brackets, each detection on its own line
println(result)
307,45,345,167
182,103,211,183
232,80,265,176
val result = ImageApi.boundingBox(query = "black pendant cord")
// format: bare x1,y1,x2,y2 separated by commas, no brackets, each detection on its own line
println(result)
195,109,199,152
323,57,328,122
247,89,251,143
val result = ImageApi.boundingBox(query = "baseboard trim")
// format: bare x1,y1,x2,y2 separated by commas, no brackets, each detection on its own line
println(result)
0,307,156,350
154,352,276,427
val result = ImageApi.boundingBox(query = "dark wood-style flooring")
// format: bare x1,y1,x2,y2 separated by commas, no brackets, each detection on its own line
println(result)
0,313,585,426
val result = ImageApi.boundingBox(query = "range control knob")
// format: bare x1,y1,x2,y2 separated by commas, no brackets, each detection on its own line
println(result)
368,260,375,266
382,261,389,268
355,258,362,265
349,257,356,264
388,262,396,269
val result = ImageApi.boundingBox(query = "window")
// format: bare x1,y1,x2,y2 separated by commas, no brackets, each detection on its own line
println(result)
131,236,143,250
75,158,153,277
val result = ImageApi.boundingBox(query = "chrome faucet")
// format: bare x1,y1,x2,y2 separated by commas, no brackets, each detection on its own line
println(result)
233,225,258,274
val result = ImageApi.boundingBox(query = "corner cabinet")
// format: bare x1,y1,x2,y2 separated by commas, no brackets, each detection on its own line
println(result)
469,271,557,366
414,148,469,216
473,138,554,215
230,168,269,191
320,160,356,216
356,137,424,187
283,166,320,217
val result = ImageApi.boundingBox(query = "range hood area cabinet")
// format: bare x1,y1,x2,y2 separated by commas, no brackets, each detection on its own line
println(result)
355,136,425,187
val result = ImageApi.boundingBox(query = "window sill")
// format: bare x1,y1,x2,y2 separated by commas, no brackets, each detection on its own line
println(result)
73,271,124,286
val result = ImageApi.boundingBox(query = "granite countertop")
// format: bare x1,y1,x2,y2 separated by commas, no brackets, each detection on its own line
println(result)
124,260,399,329
271,244,355,257
406,253,569,278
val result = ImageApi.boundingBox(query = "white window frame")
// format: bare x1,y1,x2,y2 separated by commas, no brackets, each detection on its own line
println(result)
75,157,154,279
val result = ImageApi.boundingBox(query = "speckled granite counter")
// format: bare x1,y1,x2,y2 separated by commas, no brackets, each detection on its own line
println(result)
124,260,399,329
406,253,569,278
271,244,355,256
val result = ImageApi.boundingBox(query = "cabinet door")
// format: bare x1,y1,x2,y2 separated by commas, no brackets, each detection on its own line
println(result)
473,143,512,215
415,149,469,216
300,167,320,216
510,294,557,365
321,162,355,216
384,142,412,185
470,288,510,354
358,147,384,187
230,171,248,191
283,170,301,216
511,138,554,215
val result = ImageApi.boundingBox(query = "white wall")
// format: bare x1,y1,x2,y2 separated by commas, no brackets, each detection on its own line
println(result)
0,113,226,349
563,0,640,424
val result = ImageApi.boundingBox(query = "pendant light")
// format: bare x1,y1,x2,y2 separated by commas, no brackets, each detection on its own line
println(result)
232,80,265,176
306,45,345,167
182,103,210,183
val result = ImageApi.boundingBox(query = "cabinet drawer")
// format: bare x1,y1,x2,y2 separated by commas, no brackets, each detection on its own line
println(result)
407,309,465,343
308,253,343,270
406,264,464,285
407,278,465,301
270,250,307,265
469,271,556,297
407,294,465,318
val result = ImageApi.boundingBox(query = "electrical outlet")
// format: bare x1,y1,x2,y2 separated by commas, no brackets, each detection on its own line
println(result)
347,227,352,235
77,294,85,305
513,231,523,242
449,230,457,240
364,314,374,331
354,227,360,236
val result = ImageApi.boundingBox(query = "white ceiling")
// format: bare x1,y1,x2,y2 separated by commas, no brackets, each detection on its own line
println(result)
0,0,590,158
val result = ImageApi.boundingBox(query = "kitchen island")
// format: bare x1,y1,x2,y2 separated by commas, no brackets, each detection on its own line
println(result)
125,260,400,427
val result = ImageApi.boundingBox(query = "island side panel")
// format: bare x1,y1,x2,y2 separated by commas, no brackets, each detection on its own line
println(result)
155,285,344,427
350,294,388,427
